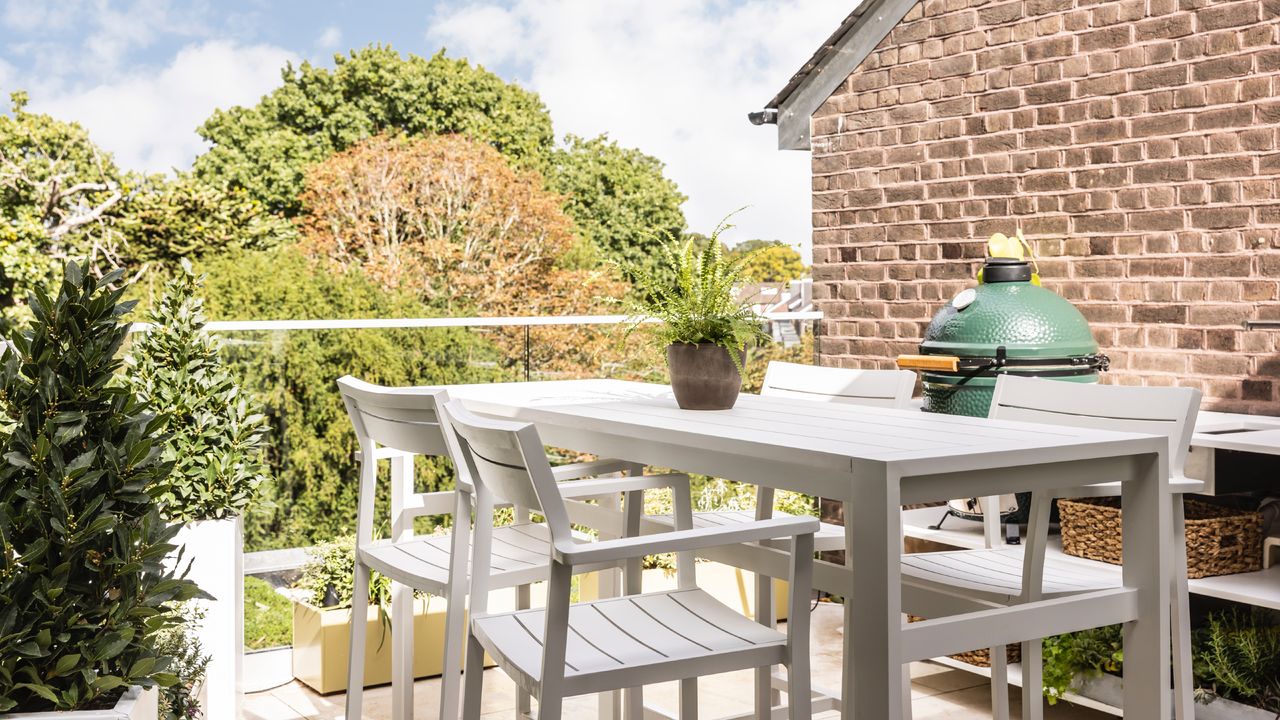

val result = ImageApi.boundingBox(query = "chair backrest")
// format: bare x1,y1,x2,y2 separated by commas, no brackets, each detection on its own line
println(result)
441,399,573,543
761,360,916,408
988,375,1202,478
337,375,455,458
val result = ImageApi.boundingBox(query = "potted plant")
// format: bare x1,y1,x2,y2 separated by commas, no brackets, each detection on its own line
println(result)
0,262,199,716
126,261,269,719
619,217,768,410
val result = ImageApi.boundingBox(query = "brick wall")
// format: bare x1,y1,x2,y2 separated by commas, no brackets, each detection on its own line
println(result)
810,0,1280,413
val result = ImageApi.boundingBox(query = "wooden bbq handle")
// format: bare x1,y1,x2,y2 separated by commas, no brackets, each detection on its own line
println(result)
896,354,960,372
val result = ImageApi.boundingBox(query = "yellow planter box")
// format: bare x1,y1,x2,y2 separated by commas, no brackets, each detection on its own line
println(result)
653,561,791,621
291,594,498,695
292,562,784,694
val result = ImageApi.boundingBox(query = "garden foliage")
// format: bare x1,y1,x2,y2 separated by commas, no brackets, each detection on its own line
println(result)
0,93,130,332
548,134,687,271
198,247,505,549
1194,608,1280,712
194,47,555,216
127,262,270,523
0,262,198,711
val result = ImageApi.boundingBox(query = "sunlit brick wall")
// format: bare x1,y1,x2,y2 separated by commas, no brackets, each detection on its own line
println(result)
810,0,1280,413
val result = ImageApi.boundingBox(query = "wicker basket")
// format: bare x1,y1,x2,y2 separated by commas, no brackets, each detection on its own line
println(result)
906,615,1020,667
1058,497,1263,579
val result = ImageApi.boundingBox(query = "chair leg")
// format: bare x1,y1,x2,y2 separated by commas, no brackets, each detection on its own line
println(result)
1171,499,1194,720
988,646,1010,720
345,562,371,720
1021,639,1043,720
679,677,698,719
391,581,414,720
516,584,532,720
537,692,562,720
753,573,774,718
439,583,468,720
462,632,486,720
788,662,812,720
901,664,913,720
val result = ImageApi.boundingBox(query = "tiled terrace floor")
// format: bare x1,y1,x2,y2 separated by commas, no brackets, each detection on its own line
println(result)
245,605,1108,720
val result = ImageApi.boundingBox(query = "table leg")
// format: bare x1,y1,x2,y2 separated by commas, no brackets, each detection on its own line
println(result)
845,480,903,719
1121,451,1171,720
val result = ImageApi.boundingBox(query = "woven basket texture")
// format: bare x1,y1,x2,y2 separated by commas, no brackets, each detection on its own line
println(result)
906,615,1021,667
1058,497,1262,579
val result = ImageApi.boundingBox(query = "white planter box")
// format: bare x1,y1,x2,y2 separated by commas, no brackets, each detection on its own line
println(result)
1077,673,1277,719
166,517,244,720
5,686,157,720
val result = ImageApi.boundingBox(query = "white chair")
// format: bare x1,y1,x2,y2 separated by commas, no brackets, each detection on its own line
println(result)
900,375,1201,720
444,398,819,720
338,377,680,720
643,361,917,716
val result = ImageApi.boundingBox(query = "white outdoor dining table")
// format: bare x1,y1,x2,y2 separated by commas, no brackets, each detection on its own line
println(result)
447,378,1173,720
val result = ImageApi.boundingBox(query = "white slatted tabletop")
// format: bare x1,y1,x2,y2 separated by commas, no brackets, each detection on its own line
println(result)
447,378,1173,720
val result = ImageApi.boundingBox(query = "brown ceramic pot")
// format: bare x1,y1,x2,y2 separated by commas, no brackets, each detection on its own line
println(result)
666,342,743,410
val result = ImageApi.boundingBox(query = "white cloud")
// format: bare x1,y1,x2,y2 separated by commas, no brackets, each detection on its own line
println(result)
29,40,298,173
317,25,342,49
428,0,851,259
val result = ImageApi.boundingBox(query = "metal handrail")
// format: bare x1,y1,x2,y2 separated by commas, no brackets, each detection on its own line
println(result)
129,310,822,334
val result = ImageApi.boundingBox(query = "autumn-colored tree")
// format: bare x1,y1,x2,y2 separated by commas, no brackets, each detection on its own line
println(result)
298,133,629,373
299,133,614,316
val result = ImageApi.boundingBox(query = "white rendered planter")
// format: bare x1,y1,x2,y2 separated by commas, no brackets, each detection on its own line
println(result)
166,517,244,720
5,686,157,720
1077,673,1277,719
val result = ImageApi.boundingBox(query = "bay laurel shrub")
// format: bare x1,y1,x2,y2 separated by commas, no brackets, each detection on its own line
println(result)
0,262,199,711
197,247,508,550
127,261,269,523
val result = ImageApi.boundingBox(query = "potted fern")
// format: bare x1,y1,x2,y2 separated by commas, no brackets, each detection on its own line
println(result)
620,217,767,410
0,262,199,717
126,262,269,719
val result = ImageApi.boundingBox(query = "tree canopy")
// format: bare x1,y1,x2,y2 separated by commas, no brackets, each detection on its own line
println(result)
297,132,617,317
729,240,807,283
0,92,130,330
193,46,556,217
548,134,686,270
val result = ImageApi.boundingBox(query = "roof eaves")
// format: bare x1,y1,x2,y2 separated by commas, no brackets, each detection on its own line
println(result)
750,0,920,151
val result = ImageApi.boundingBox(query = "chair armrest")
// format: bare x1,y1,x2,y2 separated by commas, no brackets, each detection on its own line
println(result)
401,489,461,518
554,515,818,566
354,447,416,463
559,473,689,499
551,458,642,481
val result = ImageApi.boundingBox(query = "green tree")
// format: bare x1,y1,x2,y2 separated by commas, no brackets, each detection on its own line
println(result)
197,247,507,549
0,92,130,331
548,134,686,269
729,240,807,282
119,174,297,265
193,46,555,217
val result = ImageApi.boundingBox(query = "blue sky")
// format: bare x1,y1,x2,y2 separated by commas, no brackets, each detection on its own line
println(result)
0,0,853,253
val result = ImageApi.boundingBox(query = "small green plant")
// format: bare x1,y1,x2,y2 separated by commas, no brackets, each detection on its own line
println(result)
127,261,269,523
244,577,292,650
297,536,392,610
154,603,210,720
0,261,200,711
1194,608,1280,712
617,213,768,371
1040,624,1123,704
